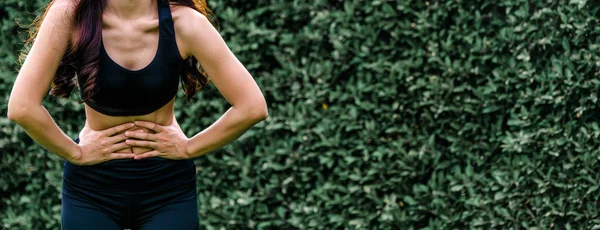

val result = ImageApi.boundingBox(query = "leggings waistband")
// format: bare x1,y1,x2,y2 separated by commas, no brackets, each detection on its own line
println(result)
64,136,196,193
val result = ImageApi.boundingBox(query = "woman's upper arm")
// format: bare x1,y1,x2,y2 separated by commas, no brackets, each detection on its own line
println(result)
176,8,267,117
9,0,75,108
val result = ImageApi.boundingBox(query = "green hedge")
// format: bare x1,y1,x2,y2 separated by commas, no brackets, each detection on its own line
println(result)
2,0,600,229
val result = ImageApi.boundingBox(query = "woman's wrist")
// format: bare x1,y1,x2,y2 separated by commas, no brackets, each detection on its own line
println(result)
66,144,83,164
184,138,194,159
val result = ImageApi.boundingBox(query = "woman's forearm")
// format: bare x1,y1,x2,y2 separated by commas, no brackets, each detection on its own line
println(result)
8,105,79,161
185,106,267,158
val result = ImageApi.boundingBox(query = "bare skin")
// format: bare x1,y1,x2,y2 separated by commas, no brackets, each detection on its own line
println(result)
8,0,268,165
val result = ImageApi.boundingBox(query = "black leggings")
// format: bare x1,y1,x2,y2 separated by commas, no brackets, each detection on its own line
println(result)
62,182,199,230
61,137,199,229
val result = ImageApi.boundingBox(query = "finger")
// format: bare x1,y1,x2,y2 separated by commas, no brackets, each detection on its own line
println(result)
108,142,131,153
134,121,164,133
108,153,135,160
125,139,159,149
103,123,136,136
133,150,161,160
108,133,129,144
124,131,158,141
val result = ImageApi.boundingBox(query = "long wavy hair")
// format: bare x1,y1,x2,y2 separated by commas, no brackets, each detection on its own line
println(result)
21,0,217,102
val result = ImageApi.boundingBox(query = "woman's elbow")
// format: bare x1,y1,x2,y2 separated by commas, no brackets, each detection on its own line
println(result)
256,106,269,121
248,105,268,122
245,100,268,122
7,102,29,123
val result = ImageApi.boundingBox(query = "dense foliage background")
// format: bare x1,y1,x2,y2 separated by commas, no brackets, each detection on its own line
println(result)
2,0,600,229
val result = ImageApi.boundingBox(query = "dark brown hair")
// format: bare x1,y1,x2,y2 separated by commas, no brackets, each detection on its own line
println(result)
22,0,217,102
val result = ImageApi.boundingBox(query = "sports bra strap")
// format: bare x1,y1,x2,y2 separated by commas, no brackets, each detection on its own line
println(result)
158,0,176,40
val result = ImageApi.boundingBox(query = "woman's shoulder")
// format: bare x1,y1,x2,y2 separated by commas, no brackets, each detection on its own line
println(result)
170,3,212,30
46,0,79,44
169,3,216,56
51,0,78,10
46,0,78,24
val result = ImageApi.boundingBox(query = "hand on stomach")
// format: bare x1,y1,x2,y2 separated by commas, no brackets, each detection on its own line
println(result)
81,99,175,155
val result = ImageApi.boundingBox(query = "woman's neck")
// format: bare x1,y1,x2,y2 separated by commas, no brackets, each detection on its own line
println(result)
105,0,157,20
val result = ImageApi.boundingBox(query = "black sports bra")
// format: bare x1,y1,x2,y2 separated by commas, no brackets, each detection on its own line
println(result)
79,0,183,116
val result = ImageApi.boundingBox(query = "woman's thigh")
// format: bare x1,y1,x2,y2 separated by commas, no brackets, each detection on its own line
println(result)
61,194,121,230
137,198,199,230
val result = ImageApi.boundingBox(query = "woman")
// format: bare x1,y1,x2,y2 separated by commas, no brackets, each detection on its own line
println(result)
7,0,268,229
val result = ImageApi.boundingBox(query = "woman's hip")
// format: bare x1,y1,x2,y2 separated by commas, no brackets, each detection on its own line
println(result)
63,157,196,193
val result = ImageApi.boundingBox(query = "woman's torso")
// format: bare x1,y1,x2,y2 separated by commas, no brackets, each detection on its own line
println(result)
74,2,187,153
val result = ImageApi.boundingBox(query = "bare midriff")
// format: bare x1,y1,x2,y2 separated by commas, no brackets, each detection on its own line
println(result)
82,97,176,154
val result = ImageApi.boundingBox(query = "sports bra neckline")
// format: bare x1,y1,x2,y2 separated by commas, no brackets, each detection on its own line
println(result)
99,7,163,73
100,33,161,73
